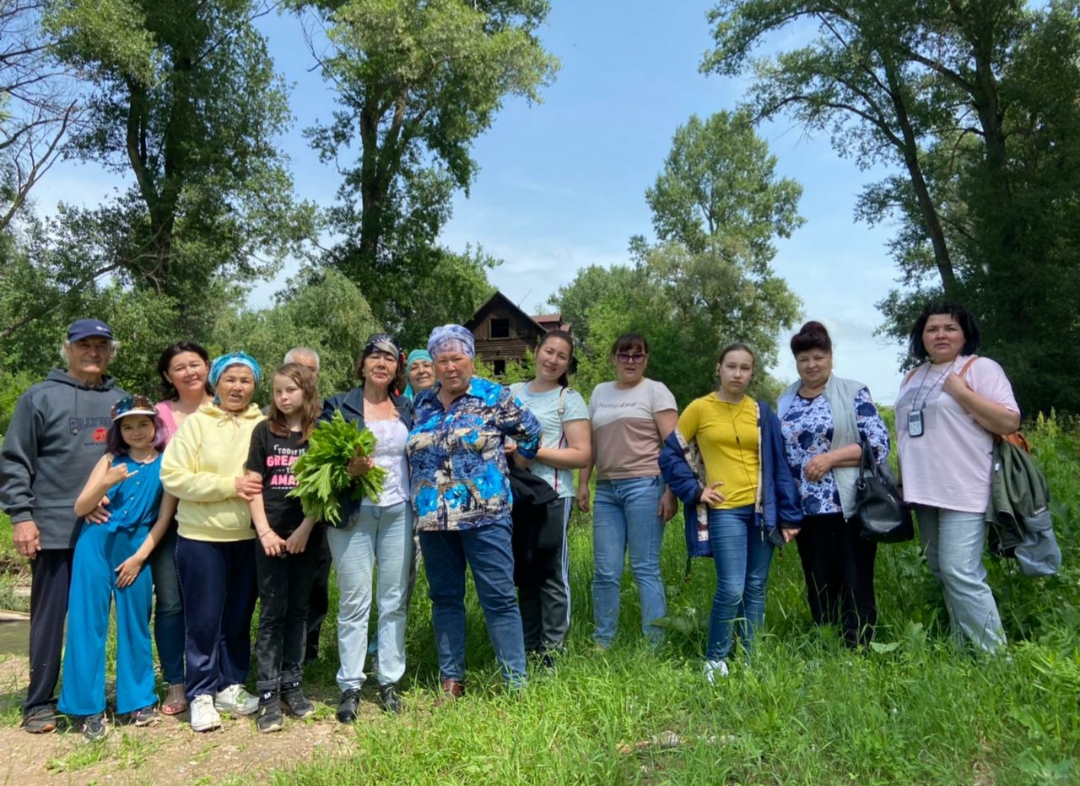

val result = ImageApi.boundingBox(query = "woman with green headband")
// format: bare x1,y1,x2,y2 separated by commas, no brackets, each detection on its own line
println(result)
403,349,434,400
160,351,265,732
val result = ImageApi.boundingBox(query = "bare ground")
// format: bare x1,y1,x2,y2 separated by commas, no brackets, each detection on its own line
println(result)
0,653,396,786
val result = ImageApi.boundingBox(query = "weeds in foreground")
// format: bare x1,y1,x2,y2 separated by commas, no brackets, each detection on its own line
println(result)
0,415,1078,785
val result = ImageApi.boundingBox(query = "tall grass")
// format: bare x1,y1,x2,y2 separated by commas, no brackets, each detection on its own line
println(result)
277,413,1080,785
1,416,1078,784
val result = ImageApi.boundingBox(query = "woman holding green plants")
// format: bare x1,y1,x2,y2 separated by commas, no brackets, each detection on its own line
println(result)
321,334,413,720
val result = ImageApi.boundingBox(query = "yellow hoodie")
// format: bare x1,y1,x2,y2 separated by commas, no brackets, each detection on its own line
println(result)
161,403,265,542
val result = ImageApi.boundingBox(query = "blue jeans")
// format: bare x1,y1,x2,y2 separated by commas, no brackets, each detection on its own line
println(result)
916,506,1005,652
419,522,526,686
592,476,667,647
706,505,774,661
150,523,185,685
327,502,412,690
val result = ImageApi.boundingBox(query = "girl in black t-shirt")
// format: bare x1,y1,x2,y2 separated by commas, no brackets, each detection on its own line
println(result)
246,363,321,733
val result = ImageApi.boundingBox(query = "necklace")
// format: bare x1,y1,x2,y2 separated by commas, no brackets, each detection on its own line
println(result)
364,395,397,422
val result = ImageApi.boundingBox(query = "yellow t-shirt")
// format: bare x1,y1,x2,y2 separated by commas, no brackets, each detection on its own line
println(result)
677,394,759,509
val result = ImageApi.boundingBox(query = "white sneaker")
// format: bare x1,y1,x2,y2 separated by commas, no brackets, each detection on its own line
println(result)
214,684,259,716
704,659,729,685
190,694,222,732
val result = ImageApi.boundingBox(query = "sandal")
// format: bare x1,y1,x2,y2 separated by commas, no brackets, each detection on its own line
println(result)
161,684,188,716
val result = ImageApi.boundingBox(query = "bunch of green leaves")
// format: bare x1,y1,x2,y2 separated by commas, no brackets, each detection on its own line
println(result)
288,410,387,525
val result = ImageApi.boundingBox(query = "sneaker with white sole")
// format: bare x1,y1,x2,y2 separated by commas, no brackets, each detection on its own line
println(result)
190,695,222,732
704,659,729,685
214,684,259,716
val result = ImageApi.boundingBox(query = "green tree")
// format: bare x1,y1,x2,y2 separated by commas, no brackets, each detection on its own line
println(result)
553,112,802,407
293,0,558,335
704,0,1080,414
42,0,315,325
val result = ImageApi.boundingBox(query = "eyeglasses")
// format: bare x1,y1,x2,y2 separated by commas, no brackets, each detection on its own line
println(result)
615,352,647,364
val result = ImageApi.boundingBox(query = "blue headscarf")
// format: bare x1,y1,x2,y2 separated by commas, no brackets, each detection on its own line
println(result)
427,324,475,359
209,351,262,388
404,348,433,400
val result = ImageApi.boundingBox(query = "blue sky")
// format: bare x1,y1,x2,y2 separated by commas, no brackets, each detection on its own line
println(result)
32,0,909,402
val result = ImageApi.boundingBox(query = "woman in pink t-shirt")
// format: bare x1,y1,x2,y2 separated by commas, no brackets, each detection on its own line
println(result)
895,303,1020,652
152,341,215,714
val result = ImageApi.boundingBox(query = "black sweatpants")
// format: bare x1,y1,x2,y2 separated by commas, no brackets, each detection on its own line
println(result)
25,549,74,714
303,526,332,662
255,542,320,695
796,513,878,648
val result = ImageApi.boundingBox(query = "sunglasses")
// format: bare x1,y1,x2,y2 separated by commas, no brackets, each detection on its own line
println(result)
615,352,648,364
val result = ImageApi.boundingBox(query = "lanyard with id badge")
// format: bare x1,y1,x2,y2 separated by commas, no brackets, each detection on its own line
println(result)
908,360,957,438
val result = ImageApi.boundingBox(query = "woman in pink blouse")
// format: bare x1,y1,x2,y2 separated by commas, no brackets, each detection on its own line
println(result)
152,341,214,713
896,303,1020,653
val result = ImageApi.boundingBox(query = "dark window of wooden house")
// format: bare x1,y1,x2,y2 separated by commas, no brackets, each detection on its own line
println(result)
490,318,510,339
493,359,506,376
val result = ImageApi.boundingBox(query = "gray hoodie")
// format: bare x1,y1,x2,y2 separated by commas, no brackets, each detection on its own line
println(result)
1,368,127,549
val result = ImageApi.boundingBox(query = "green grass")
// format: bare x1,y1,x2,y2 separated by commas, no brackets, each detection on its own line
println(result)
272,413,1080,785
2,415,1079,784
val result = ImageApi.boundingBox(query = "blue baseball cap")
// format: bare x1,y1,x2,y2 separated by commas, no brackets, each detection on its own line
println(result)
67,318,114,343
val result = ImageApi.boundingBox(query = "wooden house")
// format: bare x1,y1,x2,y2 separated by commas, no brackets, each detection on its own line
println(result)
465,291,569,376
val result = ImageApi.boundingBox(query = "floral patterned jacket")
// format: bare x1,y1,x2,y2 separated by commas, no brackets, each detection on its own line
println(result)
407,376,541,532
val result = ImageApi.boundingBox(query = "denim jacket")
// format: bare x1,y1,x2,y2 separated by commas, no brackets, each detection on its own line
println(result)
321,386,413,521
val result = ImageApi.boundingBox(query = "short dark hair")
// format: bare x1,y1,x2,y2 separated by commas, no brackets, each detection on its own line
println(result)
157,341,214,401
536,330,576,388
790,321,832,356
908,301,981,361
356,348,406,393
718,342,756,369
610,332,649,356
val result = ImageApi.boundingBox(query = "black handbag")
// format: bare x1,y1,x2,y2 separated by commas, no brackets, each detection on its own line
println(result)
853,439,914,543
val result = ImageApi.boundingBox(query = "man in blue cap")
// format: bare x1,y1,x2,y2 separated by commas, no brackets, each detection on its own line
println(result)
0,318,127,732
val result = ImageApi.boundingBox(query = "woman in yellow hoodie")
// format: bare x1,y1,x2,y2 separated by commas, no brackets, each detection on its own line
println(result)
161,352,265,732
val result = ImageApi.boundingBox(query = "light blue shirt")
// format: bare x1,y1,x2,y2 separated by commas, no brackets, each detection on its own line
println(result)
510,382,589,499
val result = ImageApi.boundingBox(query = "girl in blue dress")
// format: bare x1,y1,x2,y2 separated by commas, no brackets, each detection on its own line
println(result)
58,395,177,740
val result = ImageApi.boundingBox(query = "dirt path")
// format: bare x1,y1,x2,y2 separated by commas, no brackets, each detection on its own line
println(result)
0,654,386,786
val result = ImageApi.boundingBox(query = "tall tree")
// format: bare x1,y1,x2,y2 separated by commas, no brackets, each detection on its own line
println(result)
553,111,802,406
42,0,314,328
705,0,1080,413
293,0,558,335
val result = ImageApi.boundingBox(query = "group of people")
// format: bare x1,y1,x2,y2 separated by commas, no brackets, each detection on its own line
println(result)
0,300,1020,741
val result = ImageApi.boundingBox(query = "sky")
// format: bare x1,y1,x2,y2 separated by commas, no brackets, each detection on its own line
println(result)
31,0,909,403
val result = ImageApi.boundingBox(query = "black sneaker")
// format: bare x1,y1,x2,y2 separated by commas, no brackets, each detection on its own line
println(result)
129,705,161,727
379,682,402,715
256,698,284,733
336,688,361,724
21,705,58,734
80,713,108,741
281,685,316,719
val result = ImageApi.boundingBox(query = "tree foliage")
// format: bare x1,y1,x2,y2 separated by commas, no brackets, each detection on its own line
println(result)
552,112,802,407
704,0,1080,414
42,0,315,319
293,0,558,336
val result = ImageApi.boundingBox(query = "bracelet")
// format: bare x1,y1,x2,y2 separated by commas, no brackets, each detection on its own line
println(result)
258,530,274,540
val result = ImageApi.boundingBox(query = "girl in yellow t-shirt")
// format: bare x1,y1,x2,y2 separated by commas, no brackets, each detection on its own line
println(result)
674,343,801,683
